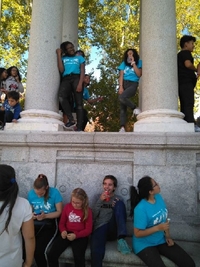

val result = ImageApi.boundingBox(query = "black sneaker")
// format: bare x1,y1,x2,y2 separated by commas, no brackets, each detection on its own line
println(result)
64,121,75,128
0,121,4,130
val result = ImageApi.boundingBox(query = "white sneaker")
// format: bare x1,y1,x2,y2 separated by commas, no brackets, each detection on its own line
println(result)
119,127,125,132
133,107,141,116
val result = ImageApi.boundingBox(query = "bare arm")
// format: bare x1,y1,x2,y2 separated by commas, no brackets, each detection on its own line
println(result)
164,222,174,246
76,63,85,92
184,60,197,71
36,202,63,220
132,62,142,77
197,63,200,78
118,70,124,95
87,96,103,104
22,218,35,267
134,221,169,237
56,48,64,73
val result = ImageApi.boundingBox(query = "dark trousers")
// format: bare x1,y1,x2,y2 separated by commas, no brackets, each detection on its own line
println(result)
34,219,58,267
119,80,138,126
0,110,13,125
90,200,127,267
82,108,88,130
47,234,88,267
178,82,195,123
137,242,195,267
0,110,5,124
59,75,83,130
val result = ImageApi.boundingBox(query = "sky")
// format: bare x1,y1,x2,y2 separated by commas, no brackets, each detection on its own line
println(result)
85,46,101,80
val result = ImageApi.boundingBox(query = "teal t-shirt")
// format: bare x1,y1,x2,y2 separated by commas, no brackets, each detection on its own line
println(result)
118,59,142,82
132,194,168,254
62,55,85,77
28,187,62,214
83,87,90,100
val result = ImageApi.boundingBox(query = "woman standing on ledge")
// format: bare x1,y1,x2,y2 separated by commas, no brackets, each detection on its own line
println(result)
130,176,195,267
118,48,142,132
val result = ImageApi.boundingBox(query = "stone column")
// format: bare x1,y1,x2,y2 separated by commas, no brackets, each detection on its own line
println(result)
134,0,194,132
62,0,78,47
6,0,64,131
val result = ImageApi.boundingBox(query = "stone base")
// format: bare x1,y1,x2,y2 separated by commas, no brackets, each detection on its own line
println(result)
4,109,65,132
134,109,194,132
5,121,64,131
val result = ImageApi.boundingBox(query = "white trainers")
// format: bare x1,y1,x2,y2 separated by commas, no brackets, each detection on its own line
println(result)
119,127,125,132
133,107,141,117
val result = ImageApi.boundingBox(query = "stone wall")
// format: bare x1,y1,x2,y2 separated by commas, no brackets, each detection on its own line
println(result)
0,131,200,242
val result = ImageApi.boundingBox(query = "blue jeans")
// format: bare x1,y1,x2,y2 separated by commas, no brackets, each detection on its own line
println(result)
90,200,127,267
119,80,138,127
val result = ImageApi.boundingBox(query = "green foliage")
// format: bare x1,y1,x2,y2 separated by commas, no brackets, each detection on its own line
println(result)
79,0,140,131
79,0,200,131
0,0,32,75
1,0,200,130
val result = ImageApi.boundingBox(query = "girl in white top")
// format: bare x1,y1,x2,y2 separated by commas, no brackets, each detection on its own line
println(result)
0,164,35,267
4,66,24,94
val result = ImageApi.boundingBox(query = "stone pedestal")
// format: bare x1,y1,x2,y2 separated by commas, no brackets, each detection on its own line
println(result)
134,109,194,132
135,0,194,132
5,110,63,131
5,0,65,131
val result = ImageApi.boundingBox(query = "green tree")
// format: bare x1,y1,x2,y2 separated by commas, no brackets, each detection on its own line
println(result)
1,0,200,130
79,0,200,131
0,0,32,74
79,0,140,131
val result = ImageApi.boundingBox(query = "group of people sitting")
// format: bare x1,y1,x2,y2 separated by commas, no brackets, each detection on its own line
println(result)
0,66,24,129
0,164,196,267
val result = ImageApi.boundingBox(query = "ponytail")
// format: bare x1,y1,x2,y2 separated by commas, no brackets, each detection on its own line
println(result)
130,176,154,217
130,186,140,217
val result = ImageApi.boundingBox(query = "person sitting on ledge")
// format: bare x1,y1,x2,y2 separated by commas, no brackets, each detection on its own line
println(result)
90,175,131,267
0,90,21,129
130,175,195,267
47,188,93,267
27,174,63,267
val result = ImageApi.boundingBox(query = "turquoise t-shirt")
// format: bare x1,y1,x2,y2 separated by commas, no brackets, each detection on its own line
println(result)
28,187,62,214
62,55,85,77
132,194,168,254
83,87,90,100
118,59,142,82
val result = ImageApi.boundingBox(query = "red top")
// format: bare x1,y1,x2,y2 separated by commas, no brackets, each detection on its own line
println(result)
59,202,93,239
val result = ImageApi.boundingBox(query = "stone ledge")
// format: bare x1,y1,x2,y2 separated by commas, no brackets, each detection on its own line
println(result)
59,238,200,267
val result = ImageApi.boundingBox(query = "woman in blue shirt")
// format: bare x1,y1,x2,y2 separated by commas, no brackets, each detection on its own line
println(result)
56,41,85,131
118,48,142,132
28,174,63,267
130,176,195,267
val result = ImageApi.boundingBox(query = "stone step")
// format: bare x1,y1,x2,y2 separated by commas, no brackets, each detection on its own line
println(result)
59,238,200,267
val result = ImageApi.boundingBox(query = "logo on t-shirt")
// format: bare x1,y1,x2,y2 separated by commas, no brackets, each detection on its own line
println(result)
69,211,81,222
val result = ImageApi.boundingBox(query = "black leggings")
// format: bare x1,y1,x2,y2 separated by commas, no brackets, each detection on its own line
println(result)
34,219,58,267
59,74,83,130
47,234,88,267
137,243,195,267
